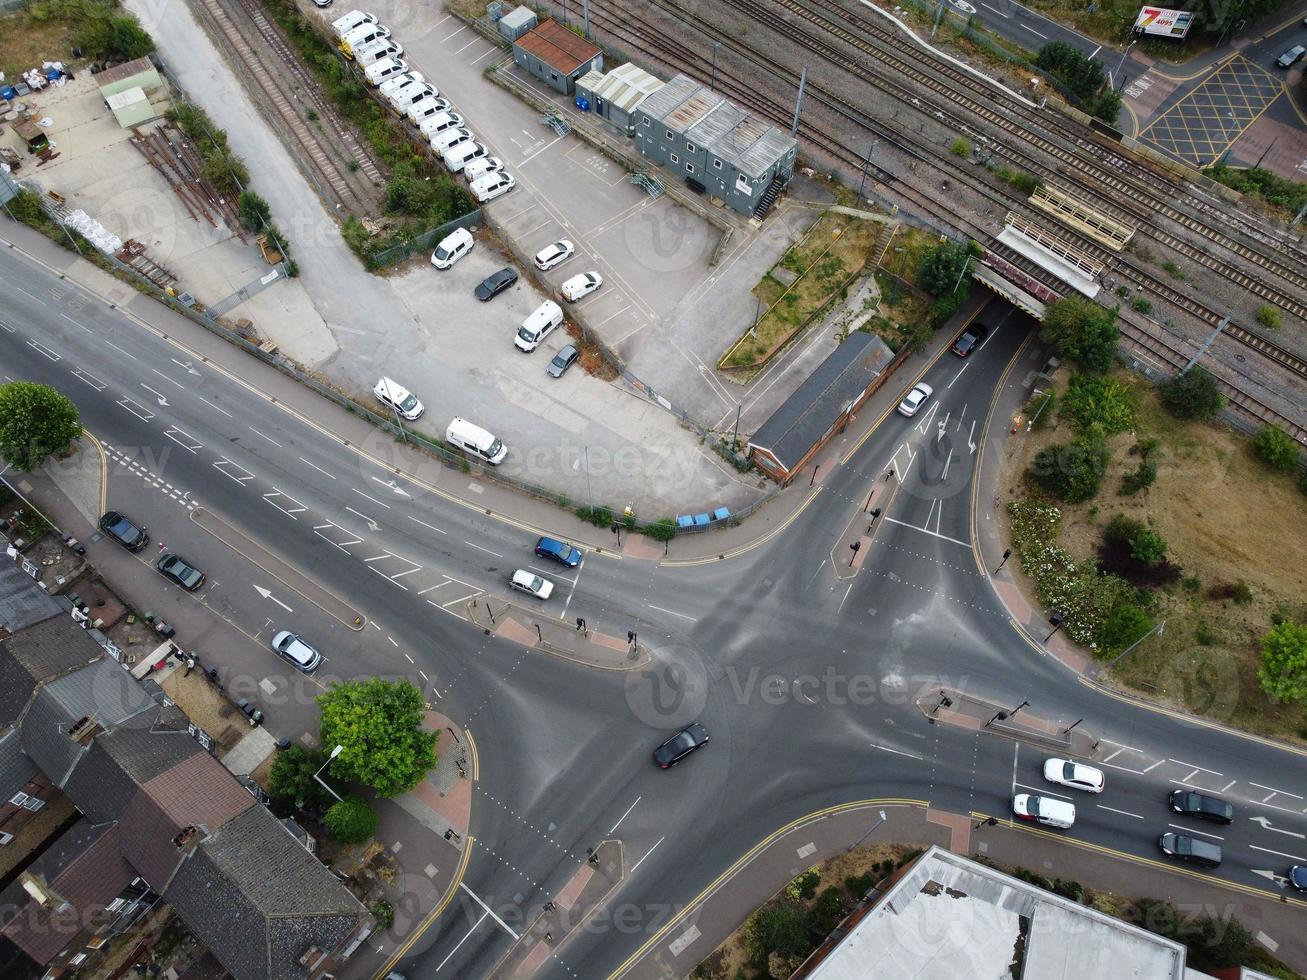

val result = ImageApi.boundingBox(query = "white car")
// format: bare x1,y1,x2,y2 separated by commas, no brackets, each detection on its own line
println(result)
470,171,515,203
534,239,575,271
430,127,475,154
431,227,474,269
463,156,505,182
560,272,602,302
1012,793,1075,829
1042,758,1105,793
510,569,554,600
406,96,452,124
896,382,933,417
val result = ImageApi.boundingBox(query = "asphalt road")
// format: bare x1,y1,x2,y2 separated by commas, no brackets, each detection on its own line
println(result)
3,239,1307,978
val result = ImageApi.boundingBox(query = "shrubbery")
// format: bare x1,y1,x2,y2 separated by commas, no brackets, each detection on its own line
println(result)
1030,438,1107,502
1252,423,1300,473
1058,374,1135,436
1039,297,1119,373
1160,366,1225,421
70,1,154,62
1206,163,1307,216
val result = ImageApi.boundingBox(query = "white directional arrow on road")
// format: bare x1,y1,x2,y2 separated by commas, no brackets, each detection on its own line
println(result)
253,585,293,613
1252,869,1290,887
345,506,381,531
371,476,412,498
967,420,977,454
171,358,201,376
140,383,170,407
1251,815,1306,838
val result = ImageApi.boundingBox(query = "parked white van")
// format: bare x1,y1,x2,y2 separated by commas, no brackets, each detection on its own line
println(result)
373,377,424,421
364,57,409,87
379,72,424,100
514,300,564,353
446,417,507,465
431,127,474,154
442,140,488,173
382,75,429,109
354,38,403,67
332,10,375,39
406,97,452,125
431,227,474,269
418,111,463,138
340,22,389,55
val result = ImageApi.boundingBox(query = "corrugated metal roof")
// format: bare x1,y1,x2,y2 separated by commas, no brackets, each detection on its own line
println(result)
94,56,156,87
637,74,701,122
499,5,536,29
592,63,664,113
514,19,601,74
685,100,746,148
665,89,720,131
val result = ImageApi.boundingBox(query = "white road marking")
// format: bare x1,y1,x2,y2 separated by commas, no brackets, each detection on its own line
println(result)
72,368,106,390
609,796,641,833
981,1,1007,15
345,506,380,531
408,515,447,534
1096,805,1143,819
647,604,696,621
435,910,489,972
1015,782,1072,800
151,367,185,389
248,426,284,448
214,458,255,484
163,426,202,454
882,515,971,548
1088,44,1101,59
117,397,155,421
1170,823,1223,839
458,883,518,938
198,396,233,418
464,541,503,558
352,487,392,509
631,836,664,873
1021,22,1047,37
870,742,924,761
299,457,337,479
1172,759,1222,776
837,582,854,615
1250,782,1304,800
27,339,61,361
1250,844,1307,862
104,340,138,360
60,312,91,332
264,488,308,518
947,363,969,388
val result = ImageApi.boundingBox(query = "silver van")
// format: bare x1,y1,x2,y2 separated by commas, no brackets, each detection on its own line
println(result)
446,417,507,465
514,300,564,353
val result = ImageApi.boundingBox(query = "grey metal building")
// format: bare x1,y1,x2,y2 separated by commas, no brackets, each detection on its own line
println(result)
496,5,537,43
511,19,603,95
574,62,665,135
632,74,798,218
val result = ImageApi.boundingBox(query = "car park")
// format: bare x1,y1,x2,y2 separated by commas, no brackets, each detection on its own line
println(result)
534,239,575,271
1168,790,1233,824
157,553,205,591
446,417,508,465
896,382,933,417
1276,44,1306,68
560,272,602,302
332,10,375,38
535,536,582,568
510,569,554,600
98,511,148,551
271,630,323,672
547,344,579,379
1042,758,1105,793
463,156,505,182
475,267,518,302
373,377,424,420
654,723,709,768
951,323,989,357
514,300,564,353
431,227,474,269
443,140,489,173
1012,793,1075,828
1158,832,1221,868
470,171,515,203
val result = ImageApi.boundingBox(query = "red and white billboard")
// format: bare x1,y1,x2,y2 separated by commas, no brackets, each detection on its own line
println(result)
1133,6,1194,38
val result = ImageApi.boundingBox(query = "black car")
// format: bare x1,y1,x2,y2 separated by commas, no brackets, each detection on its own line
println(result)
951,323,989,357
98,511,148,551
1169,790,1234,824
156,552,205,591
547,344,579,379
1158,832,1221,868
653,723,709,769
475,267,518,302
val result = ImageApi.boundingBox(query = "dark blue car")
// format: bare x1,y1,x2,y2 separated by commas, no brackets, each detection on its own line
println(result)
535,536,582,568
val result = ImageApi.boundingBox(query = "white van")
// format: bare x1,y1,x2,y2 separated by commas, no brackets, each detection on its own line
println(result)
354,38,403,67
446,417,507,465
373,377,424,421
431,227,474,269
407,97,452,125
364,57,409,87
340,22,389,55
332,10,376,39
379,72,424,101
443,141,488,173
418,111,463,138
388,80,435,113
514,300,564,353
431,128,474,154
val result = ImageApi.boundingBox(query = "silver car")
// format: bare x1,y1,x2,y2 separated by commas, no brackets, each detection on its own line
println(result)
271,630,322,672
896,382,933,417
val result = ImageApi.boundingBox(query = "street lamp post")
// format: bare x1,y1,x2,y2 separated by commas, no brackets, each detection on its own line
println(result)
995,548,1012,573
1106,620,1165,669
709,41,721,92
314,744,345,803
1115,40,1136,89
1044,612,1065,643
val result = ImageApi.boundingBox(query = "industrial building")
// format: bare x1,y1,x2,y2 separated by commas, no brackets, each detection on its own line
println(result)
511,19,603,95
632,73,797,218
575,62,665,135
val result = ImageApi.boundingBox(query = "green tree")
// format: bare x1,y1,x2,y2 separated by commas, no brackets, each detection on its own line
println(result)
1085,87,1122,126
75,12,154,63
1252,423,1300,473
1031,438,1106,503
325,796,379,843
0,382,81,472
318,678,438,797
1035,41,1106,99
1039,297,1119,373
237,190,271,231
744,898,812,965
916,240,971,296
1130,529,1167,564
1258,621,1307,704
1184,914,1253,971
1159,366,1225,421
1101,601,1152,652
266,745,330,816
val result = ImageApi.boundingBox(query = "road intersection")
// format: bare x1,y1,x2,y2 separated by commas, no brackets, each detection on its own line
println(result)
2,229,1306,978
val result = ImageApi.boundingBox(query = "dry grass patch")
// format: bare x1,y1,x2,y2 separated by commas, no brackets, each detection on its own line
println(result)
1001,368,1307,739
0,4,82,82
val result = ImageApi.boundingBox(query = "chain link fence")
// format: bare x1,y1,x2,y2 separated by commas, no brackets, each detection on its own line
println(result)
369,209,484,268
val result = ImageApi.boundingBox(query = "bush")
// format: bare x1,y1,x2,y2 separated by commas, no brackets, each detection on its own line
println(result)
950,137,971,157
1232,580,1252,605
1159,366,1225,421
1053,878,1085,902
1104,514,1144,550
267,746,330,814
1130,529,1167,564
1129,297,1152,314
1035,41,1105,99
809,887,848,938
928,290,966,328
1259,620,1307,704
324,796,379,844
75,10,154,62
1120,458,1157,495
575,505,615,528
1256,305,1284,330
844,872,875,897
1039,297,1118,373
1205,163,1307,216
744,899,812,966
1252,424,1300,472
1058,374,1135,436
641,518,679,542
917,240,972,297
1085,88,1122,126
788,868,821,900
238,190,272,232
1030,438,1106,502
370,900,394,930
1100,601,1152,652
1010,171,1041,194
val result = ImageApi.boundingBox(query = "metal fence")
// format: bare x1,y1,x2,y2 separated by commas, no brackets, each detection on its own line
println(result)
369,209,484,268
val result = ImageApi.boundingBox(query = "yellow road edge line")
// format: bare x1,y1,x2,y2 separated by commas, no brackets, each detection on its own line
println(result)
373,836,475,979
81,429,109,516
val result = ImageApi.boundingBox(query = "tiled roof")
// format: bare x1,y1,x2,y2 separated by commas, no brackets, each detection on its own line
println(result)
749,333,896,470
165,806,366,980
0,562,61,635
0,820,134,965
0,615,104,688
0,730,37,801
514,19,600,74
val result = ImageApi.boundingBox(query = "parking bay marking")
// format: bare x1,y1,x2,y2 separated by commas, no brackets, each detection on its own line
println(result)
264,488,308,519
117,396,156,422
163,426,202,454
